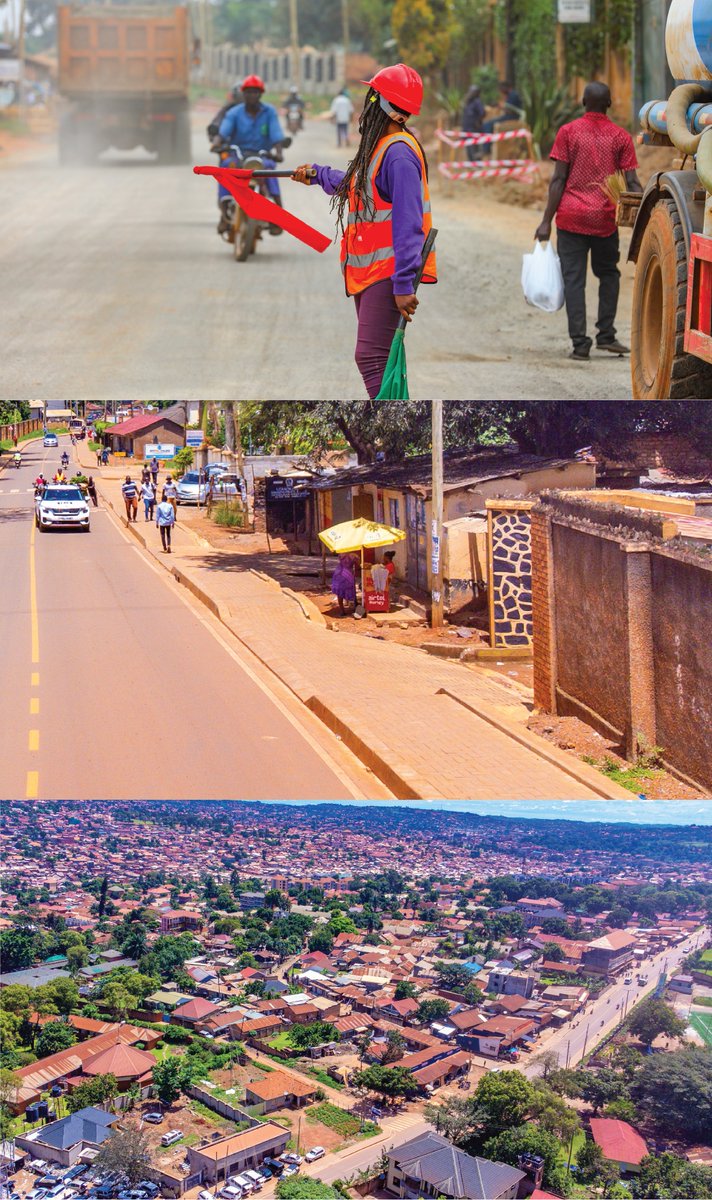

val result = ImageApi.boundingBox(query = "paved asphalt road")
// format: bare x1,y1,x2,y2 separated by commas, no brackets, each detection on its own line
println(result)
0,109,635,400
524,930,709,1074
0,436,383,801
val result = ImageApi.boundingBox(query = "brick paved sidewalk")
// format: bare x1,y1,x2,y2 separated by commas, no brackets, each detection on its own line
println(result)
79,443,631,802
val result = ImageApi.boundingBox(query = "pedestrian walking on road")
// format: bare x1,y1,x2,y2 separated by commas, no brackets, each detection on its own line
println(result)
87,476,98,507
156,495,176,553
122,475,139,523
96,447,103,467
535,81,642,360
293,63,437,399
163,475,178,521
101,447,110,466
330,88,354,147
141,478,156,521
150,457,159,488
461,85,485,162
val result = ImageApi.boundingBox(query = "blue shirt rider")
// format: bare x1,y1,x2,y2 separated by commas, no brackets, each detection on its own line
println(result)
218,75,285,216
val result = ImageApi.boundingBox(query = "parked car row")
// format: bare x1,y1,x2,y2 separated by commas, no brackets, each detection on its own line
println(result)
16,1160,161,1200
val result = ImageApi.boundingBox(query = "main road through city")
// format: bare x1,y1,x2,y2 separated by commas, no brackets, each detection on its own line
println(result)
0,108,635,400
0,437,389,801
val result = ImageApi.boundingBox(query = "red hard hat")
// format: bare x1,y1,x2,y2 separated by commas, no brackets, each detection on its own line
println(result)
362,64,423,115
242,74,265,91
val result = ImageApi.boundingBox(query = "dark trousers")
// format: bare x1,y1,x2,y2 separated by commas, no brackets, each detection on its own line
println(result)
353,279,401,399
556,228,621,353
160,524,172,551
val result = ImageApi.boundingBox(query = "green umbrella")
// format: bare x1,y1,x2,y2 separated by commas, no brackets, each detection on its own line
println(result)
376,227,438,400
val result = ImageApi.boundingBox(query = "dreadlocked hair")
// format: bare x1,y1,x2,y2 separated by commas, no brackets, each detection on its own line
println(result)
332,88,429,235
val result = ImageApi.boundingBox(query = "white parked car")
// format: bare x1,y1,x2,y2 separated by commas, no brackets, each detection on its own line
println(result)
305,1146,325,1162
35,485,90,532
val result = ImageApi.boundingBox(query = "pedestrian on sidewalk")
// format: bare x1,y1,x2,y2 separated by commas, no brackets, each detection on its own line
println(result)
156,495,176,553
141,478,156,521
87,476,98,507
96,447,103,467
150,457,159,488
101,447,109,466
331,553,357,616
141,464,151,485
163,475,178,521
293,63,437,399
122,475,139,523
535,80,642,360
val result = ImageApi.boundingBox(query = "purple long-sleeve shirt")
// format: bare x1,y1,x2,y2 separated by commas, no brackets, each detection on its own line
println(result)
312,141,424,294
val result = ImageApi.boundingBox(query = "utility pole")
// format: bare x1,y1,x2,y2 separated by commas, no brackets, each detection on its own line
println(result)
16,0,27,110
430,399,444,628
289,0,300,89
341,0,349,79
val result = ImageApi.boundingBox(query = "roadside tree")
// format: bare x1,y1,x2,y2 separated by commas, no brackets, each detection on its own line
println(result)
632,1046,712,1140
95,1122,154,1186
631,1152,712,1199
627,998,687,1047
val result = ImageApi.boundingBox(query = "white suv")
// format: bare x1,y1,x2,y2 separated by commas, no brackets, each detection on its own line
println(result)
36,485,90,532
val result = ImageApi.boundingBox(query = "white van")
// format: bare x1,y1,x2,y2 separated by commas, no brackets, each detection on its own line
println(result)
161,1129,183,1147
244,1171,263,1191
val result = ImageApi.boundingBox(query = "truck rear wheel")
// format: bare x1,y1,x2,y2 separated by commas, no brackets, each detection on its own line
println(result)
631,198,712,398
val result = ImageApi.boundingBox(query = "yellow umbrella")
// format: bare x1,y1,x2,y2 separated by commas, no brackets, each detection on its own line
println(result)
319,518,406,613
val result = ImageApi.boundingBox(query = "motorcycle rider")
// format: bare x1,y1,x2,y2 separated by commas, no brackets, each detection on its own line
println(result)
13,450,22,468
216,75,287,236
284,84,305,130
207,81,242,144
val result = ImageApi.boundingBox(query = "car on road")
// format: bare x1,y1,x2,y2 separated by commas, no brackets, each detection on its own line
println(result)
141,1111,163,1123
35,485,90,532
176,471,238,505
281,1153,302,1165
304,1147,325,1163
43,433,59,447
623,976,633,984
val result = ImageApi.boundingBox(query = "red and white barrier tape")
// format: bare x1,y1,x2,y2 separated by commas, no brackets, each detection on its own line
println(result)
439,160,540,181
436,127,532,147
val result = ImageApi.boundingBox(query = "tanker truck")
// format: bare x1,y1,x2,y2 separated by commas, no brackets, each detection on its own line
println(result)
627,0,712,398
57,0,193,166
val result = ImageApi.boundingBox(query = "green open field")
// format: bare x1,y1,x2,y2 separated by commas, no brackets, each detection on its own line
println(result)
689,1011,712,1047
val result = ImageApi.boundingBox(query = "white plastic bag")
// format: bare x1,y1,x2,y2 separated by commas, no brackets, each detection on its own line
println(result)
521,240,565,313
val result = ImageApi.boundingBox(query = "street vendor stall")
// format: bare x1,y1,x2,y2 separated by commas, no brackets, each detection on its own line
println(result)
318,517,406,615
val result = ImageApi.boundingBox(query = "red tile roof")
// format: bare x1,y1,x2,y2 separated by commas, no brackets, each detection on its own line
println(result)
590,1119,648,1166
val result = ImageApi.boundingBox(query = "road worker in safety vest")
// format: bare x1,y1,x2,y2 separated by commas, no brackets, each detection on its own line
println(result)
293,63,437,398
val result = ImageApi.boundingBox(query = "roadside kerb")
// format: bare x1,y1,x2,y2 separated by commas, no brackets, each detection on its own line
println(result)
437,688,633,800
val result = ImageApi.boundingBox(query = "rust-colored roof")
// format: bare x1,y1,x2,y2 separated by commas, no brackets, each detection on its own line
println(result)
190,1121,289,1162
590,1119,648,1165
82,1042,156,1080
244,1069,317,1102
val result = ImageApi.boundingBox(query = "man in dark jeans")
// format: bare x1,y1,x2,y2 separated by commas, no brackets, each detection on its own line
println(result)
535,81,642,360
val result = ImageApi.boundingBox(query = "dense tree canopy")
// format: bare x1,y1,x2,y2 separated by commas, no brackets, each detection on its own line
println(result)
632,1047,712,1140
627,998,687,1047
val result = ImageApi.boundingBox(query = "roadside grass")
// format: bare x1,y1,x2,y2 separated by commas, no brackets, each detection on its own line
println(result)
692,996,712,1007
305,1066,345,1091
581,754,662,793
306,1103,380,1140
211,499,244,528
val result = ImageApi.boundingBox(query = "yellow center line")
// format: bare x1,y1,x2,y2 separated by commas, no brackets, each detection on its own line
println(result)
30,519,39,665
26,771,39,799
30,697,40,715
29,729,40,752
32,671,40,686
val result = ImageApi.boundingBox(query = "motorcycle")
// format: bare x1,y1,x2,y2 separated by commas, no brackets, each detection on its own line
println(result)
13,456,21,469
286,104,303,135
213,137,292,262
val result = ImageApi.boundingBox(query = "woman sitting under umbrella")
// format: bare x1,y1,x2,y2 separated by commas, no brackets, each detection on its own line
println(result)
331,554,358,616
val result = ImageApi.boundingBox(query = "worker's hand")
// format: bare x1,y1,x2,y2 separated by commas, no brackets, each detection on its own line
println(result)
292,164,314,184
395,294,419,321
534,220,551,242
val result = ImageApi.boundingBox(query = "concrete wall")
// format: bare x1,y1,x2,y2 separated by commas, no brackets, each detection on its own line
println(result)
532,494,712,791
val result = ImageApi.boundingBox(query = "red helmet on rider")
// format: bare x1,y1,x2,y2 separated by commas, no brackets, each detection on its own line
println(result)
241,74,265,92
362,63,423,116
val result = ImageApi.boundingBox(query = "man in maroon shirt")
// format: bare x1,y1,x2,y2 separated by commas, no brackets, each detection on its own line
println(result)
535,82,642,360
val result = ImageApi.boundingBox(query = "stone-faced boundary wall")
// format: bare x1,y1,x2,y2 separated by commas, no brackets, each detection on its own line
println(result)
532,492,712,792
486,499,535,648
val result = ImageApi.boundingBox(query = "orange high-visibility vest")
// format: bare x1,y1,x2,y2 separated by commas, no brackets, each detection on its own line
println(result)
340,131,437,297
